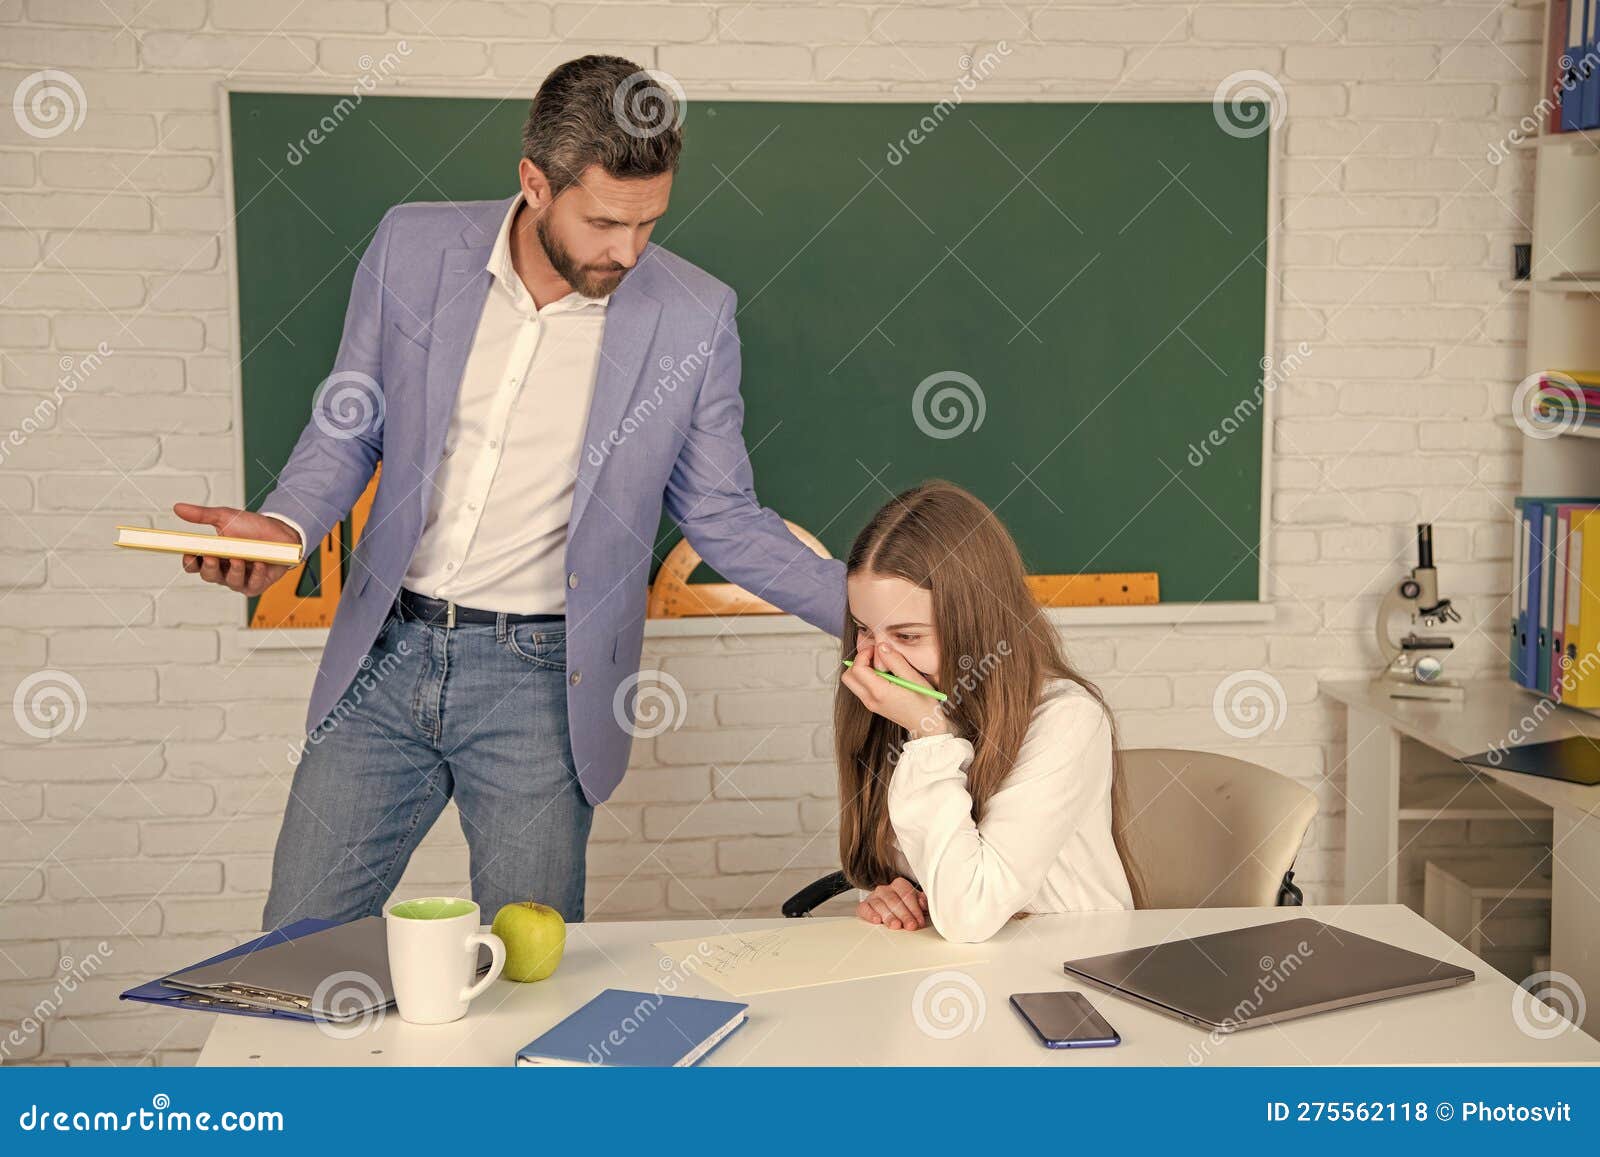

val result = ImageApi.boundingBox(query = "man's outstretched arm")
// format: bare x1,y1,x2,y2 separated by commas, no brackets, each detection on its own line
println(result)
662,290,848,639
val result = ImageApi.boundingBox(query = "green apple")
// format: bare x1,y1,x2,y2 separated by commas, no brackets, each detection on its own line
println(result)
492,901,566,982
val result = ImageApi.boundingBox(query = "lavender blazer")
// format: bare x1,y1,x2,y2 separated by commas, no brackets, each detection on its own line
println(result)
261,196,847,804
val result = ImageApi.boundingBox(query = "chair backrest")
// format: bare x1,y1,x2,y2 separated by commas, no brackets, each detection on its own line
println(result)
1115,747,1317,909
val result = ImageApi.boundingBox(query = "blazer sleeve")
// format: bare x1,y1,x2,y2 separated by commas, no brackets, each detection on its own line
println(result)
663,289,847,638
887,691,1114,943
256,207,395,548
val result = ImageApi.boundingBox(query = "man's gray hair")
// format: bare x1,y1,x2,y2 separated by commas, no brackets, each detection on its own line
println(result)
521,55,683,196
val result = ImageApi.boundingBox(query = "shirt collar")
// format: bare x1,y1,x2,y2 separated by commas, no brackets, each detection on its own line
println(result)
487,192,612,315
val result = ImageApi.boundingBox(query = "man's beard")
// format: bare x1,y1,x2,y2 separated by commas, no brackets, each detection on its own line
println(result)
536,213,628,298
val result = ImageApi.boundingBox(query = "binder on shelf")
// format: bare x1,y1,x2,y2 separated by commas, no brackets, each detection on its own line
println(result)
1586,0,1600,130
1548,504,1600,698
1513,497,1534,688
1549,0,1573,133
1538,505,1555,693
1563,509,1600,707
1562,0,1591,131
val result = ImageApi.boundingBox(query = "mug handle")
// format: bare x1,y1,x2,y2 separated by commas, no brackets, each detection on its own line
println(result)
458,931,506,1003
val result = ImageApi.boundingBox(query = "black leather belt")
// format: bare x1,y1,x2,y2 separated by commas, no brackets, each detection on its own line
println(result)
396,588,565,628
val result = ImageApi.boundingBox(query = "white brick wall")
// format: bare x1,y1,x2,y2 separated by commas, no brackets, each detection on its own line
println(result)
0,0,1548,1065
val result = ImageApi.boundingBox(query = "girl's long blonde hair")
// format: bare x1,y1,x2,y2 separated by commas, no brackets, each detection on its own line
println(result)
832,480,1142,905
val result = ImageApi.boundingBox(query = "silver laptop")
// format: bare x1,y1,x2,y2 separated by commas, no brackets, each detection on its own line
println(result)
165,916,491,1021
1062,916,1474,1032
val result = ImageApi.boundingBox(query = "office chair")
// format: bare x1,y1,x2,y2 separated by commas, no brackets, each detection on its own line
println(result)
782,746,1318,916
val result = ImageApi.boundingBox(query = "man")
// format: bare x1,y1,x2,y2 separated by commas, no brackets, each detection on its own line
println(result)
176,55,846,930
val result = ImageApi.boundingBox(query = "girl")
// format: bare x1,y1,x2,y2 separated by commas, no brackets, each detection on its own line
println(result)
835,480,1138,943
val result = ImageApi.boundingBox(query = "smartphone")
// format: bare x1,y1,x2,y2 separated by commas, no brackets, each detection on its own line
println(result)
1010,991,1120,1049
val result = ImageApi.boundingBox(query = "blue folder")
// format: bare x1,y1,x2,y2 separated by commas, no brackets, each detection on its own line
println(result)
119,917,336,1021
1563,0,1591,130
1587,0,1600,129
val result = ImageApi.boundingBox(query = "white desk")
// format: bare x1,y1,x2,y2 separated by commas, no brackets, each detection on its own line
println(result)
1325,678,1600,1035
196,904,1600,1066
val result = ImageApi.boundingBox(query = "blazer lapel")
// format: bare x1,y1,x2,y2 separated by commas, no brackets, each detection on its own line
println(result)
570,284,662,533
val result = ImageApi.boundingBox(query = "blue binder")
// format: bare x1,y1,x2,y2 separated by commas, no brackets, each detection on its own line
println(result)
119,917,336,1021
1525,501,1546,690
1562,0,1591,130
1587,0,1600,129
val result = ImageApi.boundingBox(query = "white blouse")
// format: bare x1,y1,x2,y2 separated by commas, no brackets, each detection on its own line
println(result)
886,677,1135,943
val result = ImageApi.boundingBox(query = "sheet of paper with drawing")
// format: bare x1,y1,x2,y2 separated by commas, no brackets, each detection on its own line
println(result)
654,920,990,997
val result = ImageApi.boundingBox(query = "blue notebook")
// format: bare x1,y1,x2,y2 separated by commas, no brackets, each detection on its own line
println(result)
516,988,748,1067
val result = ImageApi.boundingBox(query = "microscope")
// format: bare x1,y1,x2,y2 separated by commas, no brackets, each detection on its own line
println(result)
1372,524,1464,703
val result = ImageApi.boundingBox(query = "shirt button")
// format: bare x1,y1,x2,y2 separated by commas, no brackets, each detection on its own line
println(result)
568,572,579,589
570,671,582,686
446,562,457,571
488,440,499,449
467,502,478,511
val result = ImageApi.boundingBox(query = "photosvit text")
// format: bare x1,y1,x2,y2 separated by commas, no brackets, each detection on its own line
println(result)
1265,1100,1573,1124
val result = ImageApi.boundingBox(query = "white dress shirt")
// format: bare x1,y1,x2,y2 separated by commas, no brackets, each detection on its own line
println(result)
268,194,610,614
402,194,610,613
886,677,1135,943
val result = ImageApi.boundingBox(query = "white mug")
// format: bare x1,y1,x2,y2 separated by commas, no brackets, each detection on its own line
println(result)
384,896,506,1025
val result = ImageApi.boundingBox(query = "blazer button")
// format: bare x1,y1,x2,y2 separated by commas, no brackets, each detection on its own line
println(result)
570,671,582,686
567,572,579,589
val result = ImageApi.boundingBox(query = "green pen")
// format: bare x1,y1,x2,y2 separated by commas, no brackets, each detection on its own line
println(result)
841,659,949,702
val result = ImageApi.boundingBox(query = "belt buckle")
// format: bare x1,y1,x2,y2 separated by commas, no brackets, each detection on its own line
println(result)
445,600,456,629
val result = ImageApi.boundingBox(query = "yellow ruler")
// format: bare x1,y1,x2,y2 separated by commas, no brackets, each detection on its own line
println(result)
1026,571,1159,608
249,467,380,630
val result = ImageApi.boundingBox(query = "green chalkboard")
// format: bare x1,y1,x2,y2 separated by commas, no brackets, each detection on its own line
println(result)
228,92,1270,603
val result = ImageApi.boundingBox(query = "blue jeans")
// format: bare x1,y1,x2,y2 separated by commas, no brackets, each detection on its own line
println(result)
261,609,594,932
